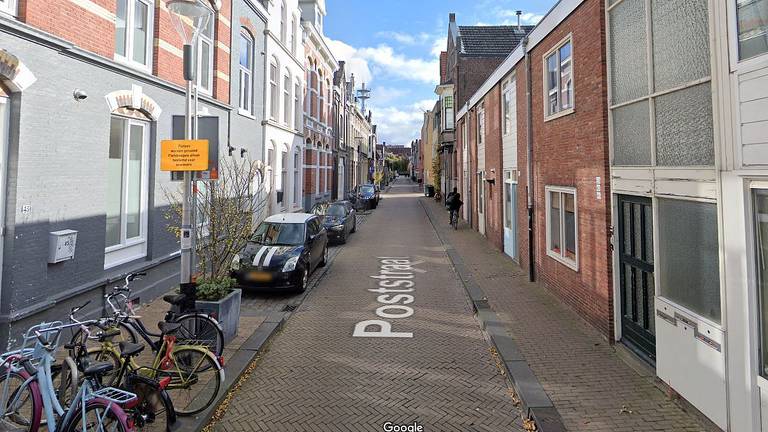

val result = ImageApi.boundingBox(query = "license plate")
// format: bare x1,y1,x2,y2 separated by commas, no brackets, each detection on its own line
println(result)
247,271,272,282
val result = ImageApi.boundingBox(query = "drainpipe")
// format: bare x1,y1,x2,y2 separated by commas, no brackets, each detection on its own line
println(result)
524,36,535,282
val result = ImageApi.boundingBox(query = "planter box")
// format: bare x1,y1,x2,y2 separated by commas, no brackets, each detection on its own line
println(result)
196,288,242,344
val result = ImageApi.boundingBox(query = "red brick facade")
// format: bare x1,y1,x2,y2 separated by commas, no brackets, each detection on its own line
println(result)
515,0,612,337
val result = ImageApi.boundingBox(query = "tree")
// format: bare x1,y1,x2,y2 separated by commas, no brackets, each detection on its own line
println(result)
165,158,267,298
431,156,442,195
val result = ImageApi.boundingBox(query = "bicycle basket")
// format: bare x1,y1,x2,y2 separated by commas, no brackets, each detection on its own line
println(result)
23,322,64,361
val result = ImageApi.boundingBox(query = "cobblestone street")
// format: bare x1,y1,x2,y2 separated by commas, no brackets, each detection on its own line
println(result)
212,180,524,432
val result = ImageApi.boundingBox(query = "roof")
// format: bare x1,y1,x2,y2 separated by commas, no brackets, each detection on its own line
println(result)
458,25,534,56
264,213,315,224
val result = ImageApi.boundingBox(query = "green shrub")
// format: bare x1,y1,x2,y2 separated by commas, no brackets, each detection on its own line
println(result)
195,276,236,301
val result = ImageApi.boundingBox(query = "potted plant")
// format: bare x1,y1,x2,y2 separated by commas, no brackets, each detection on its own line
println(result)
166,158,267,343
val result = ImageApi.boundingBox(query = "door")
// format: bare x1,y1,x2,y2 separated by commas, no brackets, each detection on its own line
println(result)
618,195,656,361
503,178,517,259
477,172,485,235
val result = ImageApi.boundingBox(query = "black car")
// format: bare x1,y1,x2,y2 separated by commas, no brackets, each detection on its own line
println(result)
311,201,357,244
350,184,379,210
230,213,328,292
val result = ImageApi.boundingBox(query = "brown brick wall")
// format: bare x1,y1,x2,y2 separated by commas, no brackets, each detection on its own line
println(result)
456,56,504,110
516,0,612,337
481,85,504,251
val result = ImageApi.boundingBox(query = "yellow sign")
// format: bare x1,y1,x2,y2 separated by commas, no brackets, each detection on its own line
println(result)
160,140,209,171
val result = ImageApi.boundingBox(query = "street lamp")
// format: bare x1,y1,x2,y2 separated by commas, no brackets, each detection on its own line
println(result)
167,0,212,289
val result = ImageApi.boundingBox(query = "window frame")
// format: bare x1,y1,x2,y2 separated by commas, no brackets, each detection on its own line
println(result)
294,149,301,205
502,78,514,136
105,115,150,269
443,95,454,130
197,13,215,96
477,106,485,146
278,148,288,206
283,71,292,125
0,0,17,16
545,185,579,270
114,0,154,72
269,59,279,121
294,80,302,129
733,0,768,63
280,0,287,44
238,29,255,116
542,34,574,121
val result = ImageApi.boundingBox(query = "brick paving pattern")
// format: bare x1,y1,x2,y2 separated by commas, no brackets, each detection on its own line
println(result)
214,179,523,432
421,195,710,432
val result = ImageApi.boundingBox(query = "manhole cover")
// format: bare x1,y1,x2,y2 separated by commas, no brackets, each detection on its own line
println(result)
282,304,297,312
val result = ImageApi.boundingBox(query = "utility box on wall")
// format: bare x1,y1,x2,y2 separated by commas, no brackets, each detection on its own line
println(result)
49,230,77,263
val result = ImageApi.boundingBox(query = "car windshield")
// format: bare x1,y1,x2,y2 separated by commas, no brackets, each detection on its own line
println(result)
251,222,304,246
361,185,375,194
313,204,346,217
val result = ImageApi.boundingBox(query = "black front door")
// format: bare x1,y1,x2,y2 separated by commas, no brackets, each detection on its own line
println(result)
618,195,656,362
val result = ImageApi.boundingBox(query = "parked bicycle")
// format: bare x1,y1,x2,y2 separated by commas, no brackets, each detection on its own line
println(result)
63,302,176,432
0,321,137,432
69,273,224,357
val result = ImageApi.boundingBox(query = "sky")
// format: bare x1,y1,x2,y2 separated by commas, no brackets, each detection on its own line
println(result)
322,0,558,147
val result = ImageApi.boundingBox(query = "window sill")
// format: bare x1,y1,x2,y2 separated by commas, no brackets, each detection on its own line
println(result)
544,107,575,123
113,55,152,75
104,240,148,270
546,249,578,271
238,109,256,119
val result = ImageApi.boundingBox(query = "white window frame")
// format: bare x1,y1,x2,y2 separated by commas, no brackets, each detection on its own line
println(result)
542,34,574,121
279,148,288,206
197,14,215,96
280,1,287,44
294,80,301,129
443,95,454,130
502,79,513,135
294,150,301,205
114,0,154,72
238,30,254,116
0,0,17,16
292,15,299,55
732,0,768,64
545,185,579,270
269,59,279,121
105,116,150,269
283,72,292,125
477,107,485,146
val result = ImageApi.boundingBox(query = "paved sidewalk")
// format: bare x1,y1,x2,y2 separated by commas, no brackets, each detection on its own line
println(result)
421,197,709,432
212,180,524,431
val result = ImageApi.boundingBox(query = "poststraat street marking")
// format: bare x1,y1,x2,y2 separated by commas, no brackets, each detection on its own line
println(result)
353,256,424,338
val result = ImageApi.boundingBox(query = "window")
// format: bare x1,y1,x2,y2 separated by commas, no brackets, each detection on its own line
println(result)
319,72,325,123
324,152,329,193
294,151,301,205
280,1,287,44
279,150,287,205
283,73,291,125
737,0,768,60
546,186,577,269
239,30,254,114
477,172,484,213
444,95,454,130
502,81,513,135
0,0,16,16
197,15,215,95
477,107,485,145
270,60,279,121
294,81,301,129
292,16,299,55
754,189,768,376
266,147,274,192
115,0,153,69
544,38,573,118
658,198,720,322
106,115,149,267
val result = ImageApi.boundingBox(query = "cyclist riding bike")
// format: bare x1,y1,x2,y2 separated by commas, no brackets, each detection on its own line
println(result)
446,187,463,229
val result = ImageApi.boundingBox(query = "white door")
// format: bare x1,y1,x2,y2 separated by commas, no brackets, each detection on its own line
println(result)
338,158,344,198
0,96,8,290
503,176,517,259
477,171,485,235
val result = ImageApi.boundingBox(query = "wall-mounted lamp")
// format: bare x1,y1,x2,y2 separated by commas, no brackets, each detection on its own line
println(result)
227,144,235,156
240,148,247,158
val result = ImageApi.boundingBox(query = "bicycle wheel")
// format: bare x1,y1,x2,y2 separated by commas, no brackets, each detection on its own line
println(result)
62,400,131,432
127,376,175,432
0,367,42,432
51,357,79,408
85,347,123,387
70,321,137,357
159,346,222,416
172,314,224,356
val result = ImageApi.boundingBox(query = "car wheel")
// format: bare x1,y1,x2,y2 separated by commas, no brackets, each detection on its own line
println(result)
295,268,308,293
340,231,348,244
351,218,357,233
319,246,328,267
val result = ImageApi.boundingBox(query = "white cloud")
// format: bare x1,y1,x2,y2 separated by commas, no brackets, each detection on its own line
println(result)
431,37,445,58
371,99,437,145
497,10,545,25
324,38,373,84
372,86,408,104
376,31,434,46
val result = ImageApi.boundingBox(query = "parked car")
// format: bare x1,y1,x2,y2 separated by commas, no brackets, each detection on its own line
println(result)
349,184,379,210
230,213,328,292
311,201,357,244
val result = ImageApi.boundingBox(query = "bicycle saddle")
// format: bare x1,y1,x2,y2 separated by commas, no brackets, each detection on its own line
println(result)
118,341,144,358
83,361,114,377
158,321,182,335
163,294,187,306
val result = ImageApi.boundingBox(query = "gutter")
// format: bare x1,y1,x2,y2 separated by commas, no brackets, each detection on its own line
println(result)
524,37,535,283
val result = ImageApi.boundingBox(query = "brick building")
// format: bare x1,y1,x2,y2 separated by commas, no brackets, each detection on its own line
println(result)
0,0,267,344
300,0,336,210
455,0,613,338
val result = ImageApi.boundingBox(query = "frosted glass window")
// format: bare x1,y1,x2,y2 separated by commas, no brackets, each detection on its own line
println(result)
657,198,720,323
547,187,577,267
612,100,651,166
609,0,648,105
106,116,147,250
753,189,768,376
116,0,152,68
651,0,710,92
655,82,714,166
737,0,768,60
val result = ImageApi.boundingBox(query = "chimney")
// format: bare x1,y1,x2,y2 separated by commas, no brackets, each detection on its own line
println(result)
449,13,455,23
516,10,522,31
